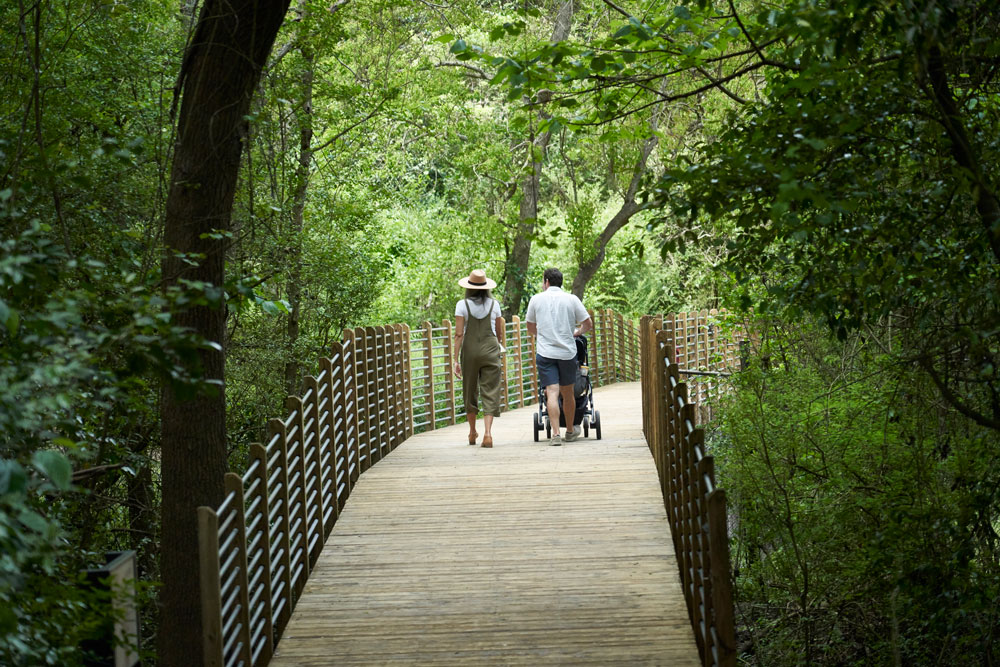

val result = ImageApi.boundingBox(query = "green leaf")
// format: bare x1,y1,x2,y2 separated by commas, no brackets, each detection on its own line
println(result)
0,460,27,495
450,39,467,54
32,450,73,491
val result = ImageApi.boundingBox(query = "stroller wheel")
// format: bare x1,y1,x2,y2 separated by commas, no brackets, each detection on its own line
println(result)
545,420,551,439
532,412,541,442
594,410,602,440
583,417,589,438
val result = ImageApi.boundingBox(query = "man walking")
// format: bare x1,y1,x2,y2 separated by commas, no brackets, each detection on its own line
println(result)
525,268,593,445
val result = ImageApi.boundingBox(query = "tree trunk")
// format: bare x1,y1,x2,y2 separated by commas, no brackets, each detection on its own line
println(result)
571,85,667,300
285,38,314,395
501,0,574,317
570,200,641,298
159,2,289,664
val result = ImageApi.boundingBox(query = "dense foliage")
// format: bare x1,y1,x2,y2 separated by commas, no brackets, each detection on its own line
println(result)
714,318,999,664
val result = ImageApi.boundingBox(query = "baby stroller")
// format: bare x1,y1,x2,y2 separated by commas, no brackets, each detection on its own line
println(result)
532,335,602,441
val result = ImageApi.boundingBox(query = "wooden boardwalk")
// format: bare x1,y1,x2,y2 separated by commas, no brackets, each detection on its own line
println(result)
270,382,700,665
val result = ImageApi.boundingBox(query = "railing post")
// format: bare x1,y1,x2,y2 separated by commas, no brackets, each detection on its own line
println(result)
319,357,341,530
529,329,538,403
709,488,738,667
444,319,457,425
375,326,389,457
197,506,224,667
628,319,642,382
612,311,628,382
352,327,371,473
497,316,508,411
329,342,351,510
392,324,404,446
688,430,708,658
223,473,253,667
388,324,400,447
587,309,599,386
422,321,435,430
246,443,274,664
266,417,293,638
362,326,380,467
678,385,699,635
284,396,311,600
401,323,415,440
512,315,524,407
341,330,362,486
303,376,325,567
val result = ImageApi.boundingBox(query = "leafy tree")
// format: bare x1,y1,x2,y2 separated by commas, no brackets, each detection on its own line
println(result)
159,1,289,663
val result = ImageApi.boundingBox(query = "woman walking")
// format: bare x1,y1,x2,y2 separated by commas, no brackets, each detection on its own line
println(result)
452,269,503,447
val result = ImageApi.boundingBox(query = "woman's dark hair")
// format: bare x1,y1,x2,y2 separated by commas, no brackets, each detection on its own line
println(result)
465,288,491,301
543,267,563,287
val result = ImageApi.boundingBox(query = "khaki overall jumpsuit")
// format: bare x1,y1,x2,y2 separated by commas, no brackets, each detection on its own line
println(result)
460,298,502,417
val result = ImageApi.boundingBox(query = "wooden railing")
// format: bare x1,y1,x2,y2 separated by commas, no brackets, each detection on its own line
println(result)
197,310,640,666
659,309,744,425
641,313,740,667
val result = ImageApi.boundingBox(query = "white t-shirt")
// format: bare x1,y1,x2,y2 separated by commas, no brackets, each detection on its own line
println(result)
454,297,501,335
524,286,590,360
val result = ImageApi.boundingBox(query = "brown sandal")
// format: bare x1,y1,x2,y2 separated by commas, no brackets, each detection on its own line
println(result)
481,435,493,448
468,431,478,445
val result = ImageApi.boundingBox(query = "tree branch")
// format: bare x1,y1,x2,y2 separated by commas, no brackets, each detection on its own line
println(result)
435,60,489,79
920,356,1000,431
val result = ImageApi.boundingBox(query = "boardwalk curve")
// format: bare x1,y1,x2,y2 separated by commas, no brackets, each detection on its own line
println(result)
270,382,700,665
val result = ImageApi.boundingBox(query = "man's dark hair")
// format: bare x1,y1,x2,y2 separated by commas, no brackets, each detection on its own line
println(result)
544,268,563,287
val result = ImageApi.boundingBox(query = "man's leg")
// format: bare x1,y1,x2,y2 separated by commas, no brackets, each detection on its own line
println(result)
545,383,562,437
560,383,576,437
545,384,559,436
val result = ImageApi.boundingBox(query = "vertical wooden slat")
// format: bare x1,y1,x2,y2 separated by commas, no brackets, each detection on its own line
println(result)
629,316,639,381
247,443,274,665
393,324,405,446
512,315,524,407
444,319,457,424
679,386,699,633
341,331,362,487
352,327,371,473
708,488,738,667
587,309,599,386
422,321,435,431
529,330,538,403
320,357,341,529
266,417,293,638
303,376,325,567
376,325,391,457
388,324,400,449
605,309,613,381
284,396,310,600
497,316,509,410
329,341,351,510
197,506,224,667
364,326,380,463
612,311,628,382
223,473,253,667
402,323,415,440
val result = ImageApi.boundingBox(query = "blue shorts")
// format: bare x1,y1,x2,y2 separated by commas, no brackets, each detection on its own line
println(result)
536,354,578,387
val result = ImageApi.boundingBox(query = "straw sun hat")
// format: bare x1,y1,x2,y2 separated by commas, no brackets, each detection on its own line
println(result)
457,269,497,290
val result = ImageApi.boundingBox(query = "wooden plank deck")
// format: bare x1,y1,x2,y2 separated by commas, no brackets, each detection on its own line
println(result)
270,382,700,665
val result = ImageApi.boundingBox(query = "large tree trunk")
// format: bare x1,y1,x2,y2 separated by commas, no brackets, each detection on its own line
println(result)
501,0,574,317
159,2,289,664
